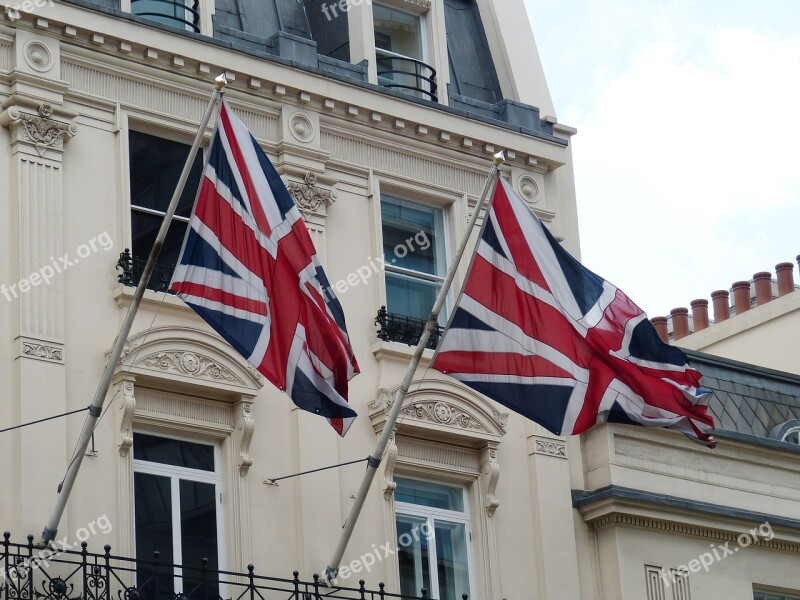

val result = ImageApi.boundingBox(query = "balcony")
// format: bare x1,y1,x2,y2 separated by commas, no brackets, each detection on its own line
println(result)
376,50,438,103
0,533,448,600
130,0,200,33
116,249,176,294
375,307,442,351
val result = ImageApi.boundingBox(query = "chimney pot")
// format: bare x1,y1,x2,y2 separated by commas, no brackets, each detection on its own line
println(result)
753,271,773,306
731,281,751,315
651,316,669,343
690,299,709,331
670,307,690,340
711,290,730,322
776,262,795,296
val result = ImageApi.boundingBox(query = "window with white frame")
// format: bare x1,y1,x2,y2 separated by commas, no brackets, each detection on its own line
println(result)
130,0,202,33
394,477,473,600
381,195,446,322
373,3,438,101
132,432,223,600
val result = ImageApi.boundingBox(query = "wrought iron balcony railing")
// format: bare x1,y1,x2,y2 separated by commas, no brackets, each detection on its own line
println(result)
116,249,177,294
375,307,442,350
376,50,438,103
131,0,201,33
0,533,450,600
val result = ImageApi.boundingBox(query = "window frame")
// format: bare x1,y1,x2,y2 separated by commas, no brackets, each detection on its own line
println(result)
131,429,227,590
393,475,477,600
121,0,214,35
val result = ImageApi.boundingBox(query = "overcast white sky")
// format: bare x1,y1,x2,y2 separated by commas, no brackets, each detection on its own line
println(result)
525,0,800,317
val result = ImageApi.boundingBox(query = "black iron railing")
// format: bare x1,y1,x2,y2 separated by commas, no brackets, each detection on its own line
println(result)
116,249,176,294
0,533,448,600
375,307,441,350
131,0,200,33
376,50,438,103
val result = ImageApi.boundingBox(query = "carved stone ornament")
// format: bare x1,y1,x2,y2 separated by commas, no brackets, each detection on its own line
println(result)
383,434,398,500
480,447,500,517
286,172,335,220
2,104,77,156
533,438,567,459
136,351,245,385
236,403,255,477
118,379,136,456
402,400,491,434
21,340,64,362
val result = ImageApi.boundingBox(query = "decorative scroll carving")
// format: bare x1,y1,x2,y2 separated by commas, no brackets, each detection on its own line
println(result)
533,438,567,459
237,402,255,477
21,340,63,362
286,172,335,221
2,104,76,156
400,400,492,434
480,447,500,517
383,434,398,500
136,351,245,385
118,378,136,456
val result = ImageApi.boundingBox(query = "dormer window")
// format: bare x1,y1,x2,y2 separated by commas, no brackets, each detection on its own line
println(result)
130,0,201,33
374,3,438,102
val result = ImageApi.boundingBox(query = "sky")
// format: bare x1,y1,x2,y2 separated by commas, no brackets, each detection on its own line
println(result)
524,0,800,317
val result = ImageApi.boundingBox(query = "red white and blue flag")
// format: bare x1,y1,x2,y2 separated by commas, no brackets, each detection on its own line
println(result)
432,179,716,447
170,100,359,436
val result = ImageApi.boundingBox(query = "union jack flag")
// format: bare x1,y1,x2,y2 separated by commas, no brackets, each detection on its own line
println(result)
432,179,716,446
170,100,359,436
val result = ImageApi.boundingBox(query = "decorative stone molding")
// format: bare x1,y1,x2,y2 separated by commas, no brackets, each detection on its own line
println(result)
480,447,501,517
383,434,398,500
118,375,137,457
19,338,64,363
236,402,255,477
0,104,76,156
137,351,243,385
286,172,335,221
531,436,567,459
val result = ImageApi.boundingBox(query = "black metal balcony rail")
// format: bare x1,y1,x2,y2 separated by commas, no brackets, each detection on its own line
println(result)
131,0,201,33
116,249,177,294
0,533,454,600
375,307,441,351
376,50,438,103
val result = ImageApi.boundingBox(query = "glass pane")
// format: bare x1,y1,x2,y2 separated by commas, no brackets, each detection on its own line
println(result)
381,197,443,276
130,212,188,282
396,514,431,598
373,4,421,59
395,478,464,512
133,433,215,472
131,0,194,30
386,271,441,322
179,480,219,599
134,472,175,600
434,521,471,600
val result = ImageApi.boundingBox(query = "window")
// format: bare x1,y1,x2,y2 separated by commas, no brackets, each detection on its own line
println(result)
394,477,473,600
381,195,446,323
754,592,800,600
131,0,201,32
132,432,223,600
373,3,437,101
128,131,203,291
781,427,800,444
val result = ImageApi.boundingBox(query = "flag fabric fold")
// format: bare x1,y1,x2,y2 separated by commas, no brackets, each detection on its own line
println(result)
170,100,360,436
432,178,716,447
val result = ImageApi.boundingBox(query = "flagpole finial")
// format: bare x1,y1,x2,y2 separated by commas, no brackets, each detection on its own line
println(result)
215,73,229,90
493,151,506,165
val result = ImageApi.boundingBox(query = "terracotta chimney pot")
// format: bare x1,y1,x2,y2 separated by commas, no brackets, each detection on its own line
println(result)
776,262,795,296
711,290,730,322
651,316,669,343
732,281,751,315
690,299,709,331
671,307,690,340
753,271,773,306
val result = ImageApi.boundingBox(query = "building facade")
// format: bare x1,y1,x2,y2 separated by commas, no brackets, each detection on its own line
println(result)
0,2,799,600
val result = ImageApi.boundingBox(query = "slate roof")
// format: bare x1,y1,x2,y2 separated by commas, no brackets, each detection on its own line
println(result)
686,349,800,438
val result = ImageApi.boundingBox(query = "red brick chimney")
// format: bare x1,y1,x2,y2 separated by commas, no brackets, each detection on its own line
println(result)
690,299,709,331
753,272,773,306
711,290,730,321
776,262,795,296
651,317,669,343
732,281,751,314
671,307,690,340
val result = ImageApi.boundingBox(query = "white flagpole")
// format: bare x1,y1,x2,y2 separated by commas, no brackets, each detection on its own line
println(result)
324,151,506,582
39,74,229,545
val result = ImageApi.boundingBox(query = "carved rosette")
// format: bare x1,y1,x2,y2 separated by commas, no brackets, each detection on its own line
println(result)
400,400,492,434
1,104,76,156
286,172,335,221
136,351,244,384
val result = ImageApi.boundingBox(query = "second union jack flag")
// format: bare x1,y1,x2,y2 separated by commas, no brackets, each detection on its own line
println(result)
170,100,359,436
432,179,716,446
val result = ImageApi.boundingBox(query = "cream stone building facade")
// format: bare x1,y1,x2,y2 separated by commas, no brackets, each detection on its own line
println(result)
0,2,799,600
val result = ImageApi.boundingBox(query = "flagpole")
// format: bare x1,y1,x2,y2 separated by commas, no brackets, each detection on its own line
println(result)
39,74,229,545
324,151,506,582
